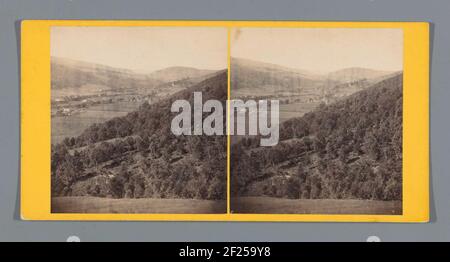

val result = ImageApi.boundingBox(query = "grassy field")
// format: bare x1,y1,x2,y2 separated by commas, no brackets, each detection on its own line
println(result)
51,102,139,144
279,102,320,122
51,197,226,214
231,197,402,215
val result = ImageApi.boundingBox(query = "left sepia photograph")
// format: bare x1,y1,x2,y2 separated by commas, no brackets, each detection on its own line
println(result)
50,26,228,214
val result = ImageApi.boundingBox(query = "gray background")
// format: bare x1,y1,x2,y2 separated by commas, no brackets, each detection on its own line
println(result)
0,0,447,242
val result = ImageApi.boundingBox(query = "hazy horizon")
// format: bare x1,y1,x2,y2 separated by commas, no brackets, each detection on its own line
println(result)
231,56,401,75
51,27,228,73
51,55,222,73
231,28,403,73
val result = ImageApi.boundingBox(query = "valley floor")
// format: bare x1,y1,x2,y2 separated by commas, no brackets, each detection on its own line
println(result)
231,197,402,215
51,101,139,144
51,197,226,214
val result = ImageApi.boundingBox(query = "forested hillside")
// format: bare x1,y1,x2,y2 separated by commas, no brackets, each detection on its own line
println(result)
231,74,403,201
52,71,227,200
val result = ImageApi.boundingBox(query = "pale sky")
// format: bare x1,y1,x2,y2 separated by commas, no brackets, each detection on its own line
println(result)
51,27,228,73
232,28,403,73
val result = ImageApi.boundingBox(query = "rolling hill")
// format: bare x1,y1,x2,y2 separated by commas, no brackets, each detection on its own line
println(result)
51,57,219,96
231,57,324,93
326,67,396,83
51,57,162,92
148,66,216,83
231,57,397,96
230,57,399,108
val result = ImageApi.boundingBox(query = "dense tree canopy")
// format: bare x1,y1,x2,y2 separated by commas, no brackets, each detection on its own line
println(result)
231,74,403,201
52,72,228,200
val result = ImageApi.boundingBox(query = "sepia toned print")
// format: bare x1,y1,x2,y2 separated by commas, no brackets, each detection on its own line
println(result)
50,27,228,214
230,28,403,214
50,25,405,215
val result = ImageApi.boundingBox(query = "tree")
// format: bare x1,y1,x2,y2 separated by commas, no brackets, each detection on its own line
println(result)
136,136,149,152
109,166,130,198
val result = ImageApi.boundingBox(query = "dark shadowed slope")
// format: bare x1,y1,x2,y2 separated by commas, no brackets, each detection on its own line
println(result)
52,71,228,201
231,74,403,202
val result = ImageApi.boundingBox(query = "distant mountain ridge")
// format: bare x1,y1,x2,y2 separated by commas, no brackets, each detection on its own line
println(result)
232,57,321,79
231,57,324,92
51,57,220,92
52,57,137,74
326,67,397,83
51,57,162,91
231,57,398,91
148,66,216,83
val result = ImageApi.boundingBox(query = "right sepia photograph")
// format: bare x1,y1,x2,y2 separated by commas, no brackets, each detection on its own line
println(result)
230,27,403,215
